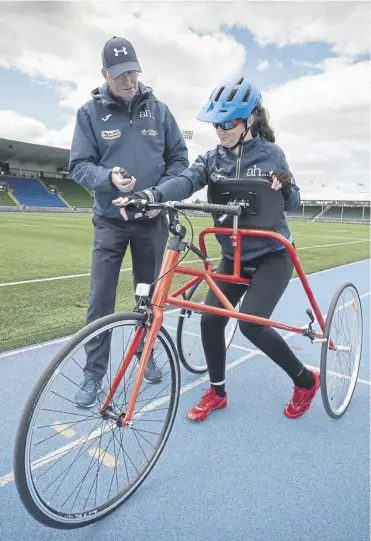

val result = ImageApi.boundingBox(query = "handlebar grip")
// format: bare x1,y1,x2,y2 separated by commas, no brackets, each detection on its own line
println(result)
171,202,241,216
199,203,242,216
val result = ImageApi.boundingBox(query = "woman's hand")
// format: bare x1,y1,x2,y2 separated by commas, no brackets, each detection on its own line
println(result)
268,170,292,200
112,190,154,220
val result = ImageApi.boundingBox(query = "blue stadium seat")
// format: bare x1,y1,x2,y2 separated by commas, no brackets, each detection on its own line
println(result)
4,177,67,208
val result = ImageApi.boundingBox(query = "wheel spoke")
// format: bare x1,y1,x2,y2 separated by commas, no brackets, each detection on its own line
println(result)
322,284,362,418
16,317,179,527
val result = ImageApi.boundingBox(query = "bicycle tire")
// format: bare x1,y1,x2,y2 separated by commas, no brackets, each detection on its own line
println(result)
320,282,363,419
14,312,180,529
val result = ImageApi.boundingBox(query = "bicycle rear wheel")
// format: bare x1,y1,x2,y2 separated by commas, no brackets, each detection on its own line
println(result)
176,278,242,374
14,312,180,529
320,282,363,418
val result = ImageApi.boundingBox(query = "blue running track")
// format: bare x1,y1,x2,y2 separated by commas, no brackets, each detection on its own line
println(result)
0,260,369,540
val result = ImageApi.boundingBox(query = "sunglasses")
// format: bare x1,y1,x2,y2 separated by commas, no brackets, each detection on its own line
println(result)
213,119,244,130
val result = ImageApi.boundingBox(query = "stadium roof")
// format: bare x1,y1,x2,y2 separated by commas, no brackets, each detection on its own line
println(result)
301,192,370,203
0,137,369,203
0,138,69,168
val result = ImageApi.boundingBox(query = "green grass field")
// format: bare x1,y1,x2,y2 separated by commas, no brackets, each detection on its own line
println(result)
0,213,369,352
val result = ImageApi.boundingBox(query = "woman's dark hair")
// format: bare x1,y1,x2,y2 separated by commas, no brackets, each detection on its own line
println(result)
251,107,275,143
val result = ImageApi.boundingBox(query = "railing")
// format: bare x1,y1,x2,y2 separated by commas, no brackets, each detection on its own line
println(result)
6,169,69,179
0,206,93,213
0,206,368,223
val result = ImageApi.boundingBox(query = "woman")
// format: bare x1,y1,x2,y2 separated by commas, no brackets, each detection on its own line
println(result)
114,75,320,421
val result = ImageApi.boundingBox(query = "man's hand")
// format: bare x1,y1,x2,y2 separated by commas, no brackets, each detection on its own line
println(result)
268,170,293,200
111,166,137,192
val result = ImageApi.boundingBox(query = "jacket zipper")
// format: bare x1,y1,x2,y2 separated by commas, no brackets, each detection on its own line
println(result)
236,144,243,178
126,102,137,181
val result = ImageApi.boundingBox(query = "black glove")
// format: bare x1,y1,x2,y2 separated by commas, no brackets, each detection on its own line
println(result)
112,188,163,220
268,170,293,200
122,189,154,211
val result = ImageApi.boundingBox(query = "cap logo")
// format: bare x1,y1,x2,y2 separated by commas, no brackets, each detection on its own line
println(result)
113,47,128,57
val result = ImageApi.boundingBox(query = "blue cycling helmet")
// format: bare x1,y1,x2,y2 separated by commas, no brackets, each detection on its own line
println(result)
197,75,262,124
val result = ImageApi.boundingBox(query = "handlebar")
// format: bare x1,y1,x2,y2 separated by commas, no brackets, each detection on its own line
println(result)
119,199,242,217
167,201,242,216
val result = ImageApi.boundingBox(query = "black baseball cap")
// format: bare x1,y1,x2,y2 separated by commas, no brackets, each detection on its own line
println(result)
102,37,142,79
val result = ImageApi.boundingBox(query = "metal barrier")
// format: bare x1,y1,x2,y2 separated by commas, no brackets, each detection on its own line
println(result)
0,206,93,214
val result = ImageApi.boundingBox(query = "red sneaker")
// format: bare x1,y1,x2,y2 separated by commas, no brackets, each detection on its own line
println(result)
187,388,227,422
284,371,321,419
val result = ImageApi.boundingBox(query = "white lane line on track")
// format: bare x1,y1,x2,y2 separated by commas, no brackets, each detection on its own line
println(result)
0,292,369,488
167,288,371,381
0,259,369,360
299,240,368,250
0,258,208,287
1,244,369,288
52,421,76,438
0,348,259,488
88,448,119,468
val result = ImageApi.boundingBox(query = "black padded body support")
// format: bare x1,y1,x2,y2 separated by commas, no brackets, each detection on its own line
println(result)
210,177,284,229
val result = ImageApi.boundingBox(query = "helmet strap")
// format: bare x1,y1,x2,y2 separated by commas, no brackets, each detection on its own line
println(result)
229,119,251,151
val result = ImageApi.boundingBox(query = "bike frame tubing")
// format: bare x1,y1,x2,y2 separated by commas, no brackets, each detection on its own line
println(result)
103,227,328,425
101,248,181,425
170,228,327,335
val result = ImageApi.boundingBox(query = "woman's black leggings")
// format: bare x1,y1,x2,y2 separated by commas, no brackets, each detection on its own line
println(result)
201,250,305,385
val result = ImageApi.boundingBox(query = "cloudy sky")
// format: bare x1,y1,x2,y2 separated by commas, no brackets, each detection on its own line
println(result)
0,0,369,199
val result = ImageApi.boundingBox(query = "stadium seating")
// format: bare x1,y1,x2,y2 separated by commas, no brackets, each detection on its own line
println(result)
342,207,364,220
4,177,67,208
319,205,370,222
286,207,304,218
44,177,93,208
286,205,322,219
0,191,17,206
322,206,342,219
304,205,322,218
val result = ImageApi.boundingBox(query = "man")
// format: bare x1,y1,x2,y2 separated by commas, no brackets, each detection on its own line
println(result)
69,36,188,408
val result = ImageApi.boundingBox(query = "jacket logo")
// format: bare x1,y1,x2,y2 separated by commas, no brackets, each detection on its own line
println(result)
113,47,127,56
211,167,228,182
101,129,121,140
141,129,158,136
101,114,112,121
211,172,228,181
246,165,263,176
139,109,155,119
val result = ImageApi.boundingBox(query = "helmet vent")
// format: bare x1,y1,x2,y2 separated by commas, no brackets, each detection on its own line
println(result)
226,88,238,102
237,77,244,85
214,86,225,102
242,87,252,103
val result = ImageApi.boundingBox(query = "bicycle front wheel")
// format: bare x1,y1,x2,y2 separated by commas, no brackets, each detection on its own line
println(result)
14,312,180,529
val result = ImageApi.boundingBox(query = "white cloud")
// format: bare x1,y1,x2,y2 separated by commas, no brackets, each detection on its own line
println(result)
292,59,320,70
0,110,76,148
0,2,246,157
264,57,370,195
0,1,369,199
236,1,370,57
257,60,270,72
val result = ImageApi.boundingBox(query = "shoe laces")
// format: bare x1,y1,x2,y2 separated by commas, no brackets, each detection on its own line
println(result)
146,357,159,371
196,388,217,410
80,378,100,394
290,386,309,407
